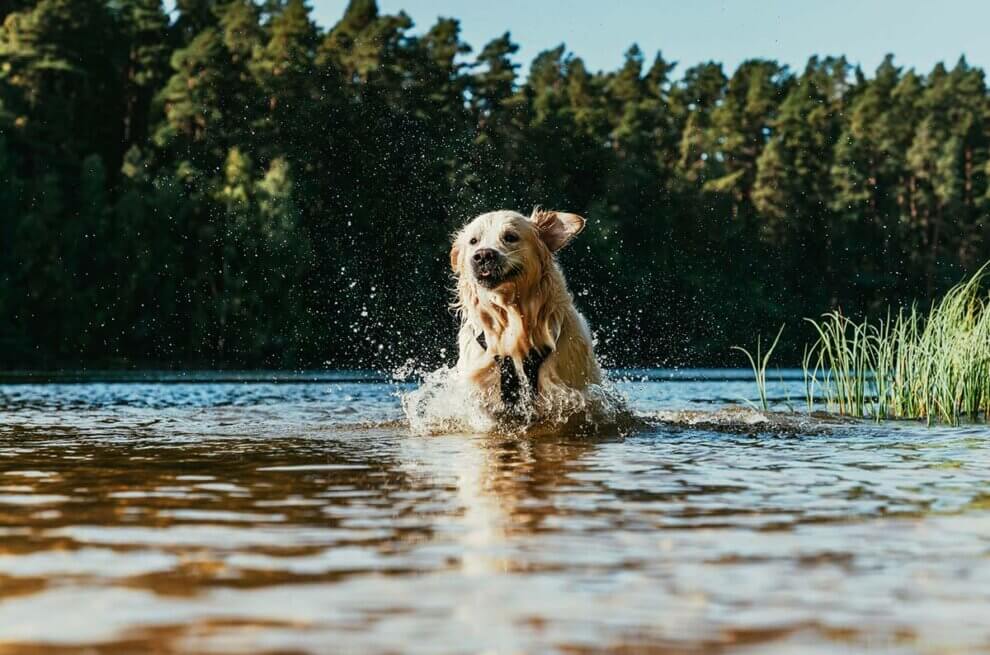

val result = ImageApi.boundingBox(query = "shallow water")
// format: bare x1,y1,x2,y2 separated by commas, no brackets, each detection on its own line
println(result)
0,370,988,654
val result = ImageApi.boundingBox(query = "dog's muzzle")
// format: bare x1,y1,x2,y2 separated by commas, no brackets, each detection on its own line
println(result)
472,248,506,287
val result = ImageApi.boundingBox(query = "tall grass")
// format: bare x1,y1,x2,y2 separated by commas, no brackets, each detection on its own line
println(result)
803,264,990,425
733,324,785,412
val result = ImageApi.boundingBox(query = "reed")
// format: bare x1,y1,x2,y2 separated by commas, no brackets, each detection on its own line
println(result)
733,324,785,412
802,264,990,424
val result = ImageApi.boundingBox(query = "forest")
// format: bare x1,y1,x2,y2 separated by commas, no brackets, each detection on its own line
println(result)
1,0,988,370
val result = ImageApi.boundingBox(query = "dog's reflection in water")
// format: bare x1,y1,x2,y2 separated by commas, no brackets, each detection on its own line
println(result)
401,429,624,575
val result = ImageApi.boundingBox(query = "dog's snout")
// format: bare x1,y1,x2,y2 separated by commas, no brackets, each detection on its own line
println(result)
471,248,502,287
470,246,507,287
473,248,497,265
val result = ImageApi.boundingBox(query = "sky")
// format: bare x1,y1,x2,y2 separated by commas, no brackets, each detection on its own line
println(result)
310,0,990,78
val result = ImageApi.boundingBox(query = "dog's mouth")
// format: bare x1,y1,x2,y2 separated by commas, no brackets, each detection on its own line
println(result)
473,260,517,288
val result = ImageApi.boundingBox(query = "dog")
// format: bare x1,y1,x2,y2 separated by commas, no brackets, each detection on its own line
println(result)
449,208,602,423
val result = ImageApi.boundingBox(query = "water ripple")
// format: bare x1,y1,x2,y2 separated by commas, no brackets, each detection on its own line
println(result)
0,376,987,653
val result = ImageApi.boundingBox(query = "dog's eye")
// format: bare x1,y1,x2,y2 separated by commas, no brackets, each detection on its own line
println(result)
469,237,478,245
503,232,519,243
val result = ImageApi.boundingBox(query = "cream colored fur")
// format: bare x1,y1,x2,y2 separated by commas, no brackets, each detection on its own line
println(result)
449,208,601,416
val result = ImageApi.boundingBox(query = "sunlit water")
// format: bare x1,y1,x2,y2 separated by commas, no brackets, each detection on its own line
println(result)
0,370,988,654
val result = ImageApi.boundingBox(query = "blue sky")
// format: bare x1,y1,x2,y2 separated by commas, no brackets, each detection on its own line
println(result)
310,0,989,78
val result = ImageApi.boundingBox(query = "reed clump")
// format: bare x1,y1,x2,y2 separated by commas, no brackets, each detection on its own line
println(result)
804,264,990,425
732,324,785,412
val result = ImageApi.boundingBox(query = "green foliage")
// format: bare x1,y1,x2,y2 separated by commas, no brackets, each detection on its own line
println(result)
1,0,990,370
804,265,990,424
732,324,785,412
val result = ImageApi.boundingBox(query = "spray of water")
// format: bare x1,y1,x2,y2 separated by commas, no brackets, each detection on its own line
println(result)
399,361,634,437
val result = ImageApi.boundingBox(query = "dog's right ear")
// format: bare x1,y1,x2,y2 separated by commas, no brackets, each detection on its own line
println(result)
449,242,461,273
531,208,586,252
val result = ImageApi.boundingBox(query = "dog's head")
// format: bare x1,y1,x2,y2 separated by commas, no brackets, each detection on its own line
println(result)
449,208,586,291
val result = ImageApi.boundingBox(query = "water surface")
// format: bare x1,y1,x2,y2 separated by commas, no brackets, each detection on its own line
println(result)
0,371,988,654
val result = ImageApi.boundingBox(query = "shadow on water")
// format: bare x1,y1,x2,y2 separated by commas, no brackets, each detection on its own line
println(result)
0,375,989,653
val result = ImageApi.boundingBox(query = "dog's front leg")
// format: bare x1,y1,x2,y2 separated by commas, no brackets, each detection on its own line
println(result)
490,350,548,413
496,355,522,407
521,316,561,399
467,354,525,414
496,345,553,410
522,346,552,398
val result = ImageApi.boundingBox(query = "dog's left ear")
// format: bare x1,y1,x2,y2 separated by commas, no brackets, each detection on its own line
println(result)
531,209,586,252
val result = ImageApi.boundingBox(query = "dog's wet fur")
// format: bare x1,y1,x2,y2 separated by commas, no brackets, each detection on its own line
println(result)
449,209,602,423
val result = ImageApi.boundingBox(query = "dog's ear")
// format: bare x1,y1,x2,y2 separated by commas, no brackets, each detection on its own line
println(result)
449,242,461,272
531,208,586,252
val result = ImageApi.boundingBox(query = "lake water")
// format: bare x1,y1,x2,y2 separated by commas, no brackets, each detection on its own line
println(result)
0,370,988,654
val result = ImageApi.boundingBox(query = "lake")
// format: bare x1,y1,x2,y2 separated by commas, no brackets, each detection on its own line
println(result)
0,370,988,654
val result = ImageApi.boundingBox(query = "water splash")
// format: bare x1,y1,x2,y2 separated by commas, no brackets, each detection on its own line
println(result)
400,365,633,436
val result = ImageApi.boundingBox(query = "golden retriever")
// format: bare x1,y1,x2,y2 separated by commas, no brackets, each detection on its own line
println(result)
449,208,602,423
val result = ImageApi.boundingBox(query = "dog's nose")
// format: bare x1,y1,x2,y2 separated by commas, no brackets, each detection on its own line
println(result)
473,249,497,265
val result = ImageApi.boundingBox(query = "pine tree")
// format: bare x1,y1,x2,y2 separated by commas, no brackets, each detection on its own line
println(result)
0,0,124,169
672,62,726,184
220,0,263,63
156,5,259,168
252,0,317,159
463,32,522,206
119,0,171,148
705,60,789,219
753,57,847,309
172,0,216,45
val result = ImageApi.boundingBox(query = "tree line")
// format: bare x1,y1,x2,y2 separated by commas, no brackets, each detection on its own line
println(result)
1,0,988,369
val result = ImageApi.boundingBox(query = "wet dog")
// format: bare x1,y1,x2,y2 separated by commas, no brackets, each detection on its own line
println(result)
449,208,602,422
